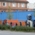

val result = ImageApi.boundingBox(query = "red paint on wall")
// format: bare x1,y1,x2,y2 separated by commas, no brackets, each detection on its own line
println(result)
7,20,26,26
0,20,2,25
22,21,26,26
7,20,18,25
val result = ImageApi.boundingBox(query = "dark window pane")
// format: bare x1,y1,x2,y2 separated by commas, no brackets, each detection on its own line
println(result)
3,3,5,6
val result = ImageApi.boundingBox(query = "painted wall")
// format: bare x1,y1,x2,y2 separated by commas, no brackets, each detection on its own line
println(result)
0,11,35,21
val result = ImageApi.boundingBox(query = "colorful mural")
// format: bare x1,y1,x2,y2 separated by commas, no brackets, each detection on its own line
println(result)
0,11,35,27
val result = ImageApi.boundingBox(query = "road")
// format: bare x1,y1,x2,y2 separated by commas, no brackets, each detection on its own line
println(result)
0,30,35,35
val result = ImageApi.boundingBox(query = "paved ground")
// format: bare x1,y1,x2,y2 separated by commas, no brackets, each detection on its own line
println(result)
0,30,35,35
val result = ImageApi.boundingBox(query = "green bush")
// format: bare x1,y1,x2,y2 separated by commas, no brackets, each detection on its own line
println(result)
0,25,10,30
0,25,35,32
0,25,6,30
5,25,10,30
11,26,35,32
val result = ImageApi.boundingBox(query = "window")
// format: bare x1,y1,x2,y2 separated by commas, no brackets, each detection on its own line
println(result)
21,3,25,7
2,2,6,6
12,3,16,7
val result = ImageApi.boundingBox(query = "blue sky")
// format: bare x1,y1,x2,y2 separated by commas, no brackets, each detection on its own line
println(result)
27,0,35,3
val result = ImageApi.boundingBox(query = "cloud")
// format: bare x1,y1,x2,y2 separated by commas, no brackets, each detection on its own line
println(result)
27,0,35,3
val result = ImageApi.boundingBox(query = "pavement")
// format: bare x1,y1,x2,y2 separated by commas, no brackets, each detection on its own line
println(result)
0,30,35,35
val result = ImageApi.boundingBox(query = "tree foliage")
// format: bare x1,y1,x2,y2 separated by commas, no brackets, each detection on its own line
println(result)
7,6,13,19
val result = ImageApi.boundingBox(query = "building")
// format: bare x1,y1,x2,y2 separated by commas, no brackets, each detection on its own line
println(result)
0,0,28,12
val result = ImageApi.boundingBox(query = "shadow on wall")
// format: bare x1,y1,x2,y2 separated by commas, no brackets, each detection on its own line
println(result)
2,20,7,25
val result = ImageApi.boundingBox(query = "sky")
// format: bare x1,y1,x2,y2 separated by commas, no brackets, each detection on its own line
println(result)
27,0,35,3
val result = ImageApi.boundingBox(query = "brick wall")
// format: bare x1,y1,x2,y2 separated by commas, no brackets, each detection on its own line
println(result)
0,2,28,12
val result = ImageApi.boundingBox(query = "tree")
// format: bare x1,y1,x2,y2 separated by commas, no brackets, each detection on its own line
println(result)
7,6,13,20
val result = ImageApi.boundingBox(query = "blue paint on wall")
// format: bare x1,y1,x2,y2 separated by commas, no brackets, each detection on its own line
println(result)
0,11,35,21
0,12,7,20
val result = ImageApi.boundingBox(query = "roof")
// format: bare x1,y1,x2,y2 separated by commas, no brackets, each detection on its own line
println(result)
0,0,29,3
